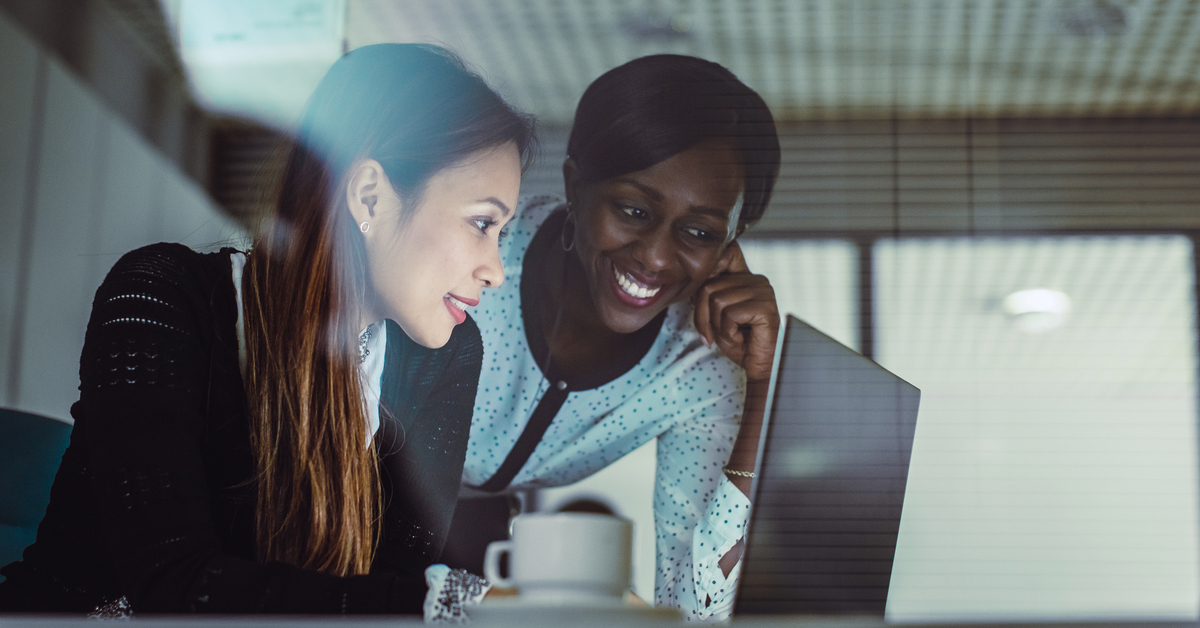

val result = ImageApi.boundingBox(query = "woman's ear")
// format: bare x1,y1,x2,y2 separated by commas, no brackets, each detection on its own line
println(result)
345,159,386,227
562,157,581,207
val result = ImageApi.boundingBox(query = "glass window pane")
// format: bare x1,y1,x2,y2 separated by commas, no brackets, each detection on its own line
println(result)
876,236,1199,622
741,239,859,351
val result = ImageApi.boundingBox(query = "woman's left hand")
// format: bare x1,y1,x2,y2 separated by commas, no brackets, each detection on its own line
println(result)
692,242,780,382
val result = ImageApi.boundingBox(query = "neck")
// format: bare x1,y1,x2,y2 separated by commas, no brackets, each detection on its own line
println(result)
528,215,626,374
357,307,380,337
357,283,387,335
538,224,613,335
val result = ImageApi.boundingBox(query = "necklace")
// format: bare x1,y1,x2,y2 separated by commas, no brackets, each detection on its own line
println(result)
358,323,373,364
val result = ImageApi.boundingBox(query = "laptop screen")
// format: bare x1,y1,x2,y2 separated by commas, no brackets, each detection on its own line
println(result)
735,315,921,615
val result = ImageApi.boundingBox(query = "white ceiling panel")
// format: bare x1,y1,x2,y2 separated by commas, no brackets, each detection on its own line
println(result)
345,0,1200,124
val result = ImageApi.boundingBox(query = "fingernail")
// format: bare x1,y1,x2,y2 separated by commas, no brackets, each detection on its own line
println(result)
701,336,711,347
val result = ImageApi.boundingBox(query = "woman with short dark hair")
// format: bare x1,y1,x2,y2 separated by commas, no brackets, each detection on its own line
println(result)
447,54,781,620
0,43,534,619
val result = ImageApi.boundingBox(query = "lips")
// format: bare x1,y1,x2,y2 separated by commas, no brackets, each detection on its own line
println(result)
448,293,479,307
606,258,669,308
444,294,475,324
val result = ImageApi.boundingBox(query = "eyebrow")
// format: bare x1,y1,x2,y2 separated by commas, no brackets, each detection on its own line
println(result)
612,177,732,221
477,197,512,217
614,177,664,202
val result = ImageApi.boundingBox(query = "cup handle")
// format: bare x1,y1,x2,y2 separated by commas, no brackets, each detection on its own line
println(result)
483,540,515,589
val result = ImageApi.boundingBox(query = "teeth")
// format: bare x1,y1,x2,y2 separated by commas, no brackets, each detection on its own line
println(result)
447,296,468,311
612,266,661,299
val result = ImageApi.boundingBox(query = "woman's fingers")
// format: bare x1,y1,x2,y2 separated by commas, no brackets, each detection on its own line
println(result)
693,274,756,347
694,272,780,382
715,298,779,381
693,279,715,347
695,241,751,346
721,241,750,274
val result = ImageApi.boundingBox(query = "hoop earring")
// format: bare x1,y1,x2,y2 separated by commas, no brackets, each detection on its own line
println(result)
360,221,370,233
560,205,577,252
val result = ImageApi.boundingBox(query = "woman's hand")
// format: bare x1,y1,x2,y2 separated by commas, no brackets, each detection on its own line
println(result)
695,242,777,500
692,242,780,383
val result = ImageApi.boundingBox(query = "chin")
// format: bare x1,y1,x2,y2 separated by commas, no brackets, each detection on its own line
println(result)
593,287,677,336
416,328,453,349
398,318,453,350
599,304,665,335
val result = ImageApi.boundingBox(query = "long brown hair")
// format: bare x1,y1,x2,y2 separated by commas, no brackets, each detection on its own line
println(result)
241,44,534,576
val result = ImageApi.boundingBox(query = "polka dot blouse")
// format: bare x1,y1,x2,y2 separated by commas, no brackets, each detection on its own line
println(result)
466,196,753,620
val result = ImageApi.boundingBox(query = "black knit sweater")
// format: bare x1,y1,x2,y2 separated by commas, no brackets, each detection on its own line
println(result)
0,243,483,615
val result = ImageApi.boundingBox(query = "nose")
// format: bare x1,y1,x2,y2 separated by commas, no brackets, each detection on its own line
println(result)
631,223,673,273
477,240,505,288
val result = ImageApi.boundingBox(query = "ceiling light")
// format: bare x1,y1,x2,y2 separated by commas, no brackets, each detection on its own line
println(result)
1057,1,1127,37
1003,289,1072,334
178,0,345,127
619,11,693,42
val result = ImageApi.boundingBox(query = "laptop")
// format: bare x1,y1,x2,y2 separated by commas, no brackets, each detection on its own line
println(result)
734,315,921,616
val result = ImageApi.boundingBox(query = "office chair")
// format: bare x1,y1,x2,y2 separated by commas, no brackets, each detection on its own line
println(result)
0,408,71,579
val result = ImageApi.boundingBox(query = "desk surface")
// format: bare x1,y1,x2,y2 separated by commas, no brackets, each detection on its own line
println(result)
4,616,1200,627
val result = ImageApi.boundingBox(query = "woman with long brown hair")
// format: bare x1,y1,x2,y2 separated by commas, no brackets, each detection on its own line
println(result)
0,43,533,618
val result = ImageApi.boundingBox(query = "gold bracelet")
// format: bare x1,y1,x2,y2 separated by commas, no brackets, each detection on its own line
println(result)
722,467,756,478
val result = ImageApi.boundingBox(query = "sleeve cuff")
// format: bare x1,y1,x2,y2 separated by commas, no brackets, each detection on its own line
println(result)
423,564,492,623
690,477,752,620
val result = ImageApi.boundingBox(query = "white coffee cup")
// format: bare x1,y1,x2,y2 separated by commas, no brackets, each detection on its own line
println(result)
484,512,633,603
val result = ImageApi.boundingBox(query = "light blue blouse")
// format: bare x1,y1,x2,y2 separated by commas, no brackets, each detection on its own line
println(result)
465,196,752,619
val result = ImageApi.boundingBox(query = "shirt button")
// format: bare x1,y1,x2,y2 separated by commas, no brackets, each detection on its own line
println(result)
556,381,568,390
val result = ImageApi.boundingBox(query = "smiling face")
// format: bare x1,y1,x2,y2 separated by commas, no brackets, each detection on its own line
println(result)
566,139,746,334
351,143,521,348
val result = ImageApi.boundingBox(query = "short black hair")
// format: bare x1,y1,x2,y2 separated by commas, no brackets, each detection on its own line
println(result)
567,55,780,230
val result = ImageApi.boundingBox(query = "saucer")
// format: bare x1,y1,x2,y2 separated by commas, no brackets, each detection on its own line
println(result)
465,597,683,624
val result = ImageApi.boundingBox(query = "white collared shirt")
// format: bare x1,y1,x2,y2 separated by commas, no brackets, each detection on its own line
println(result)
229,252,386,443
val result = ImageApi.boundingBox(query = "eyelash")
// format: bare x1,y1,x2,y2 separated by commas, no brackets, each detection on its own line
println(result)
619,205,720,243
621,206,649,220
473,218,510,240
